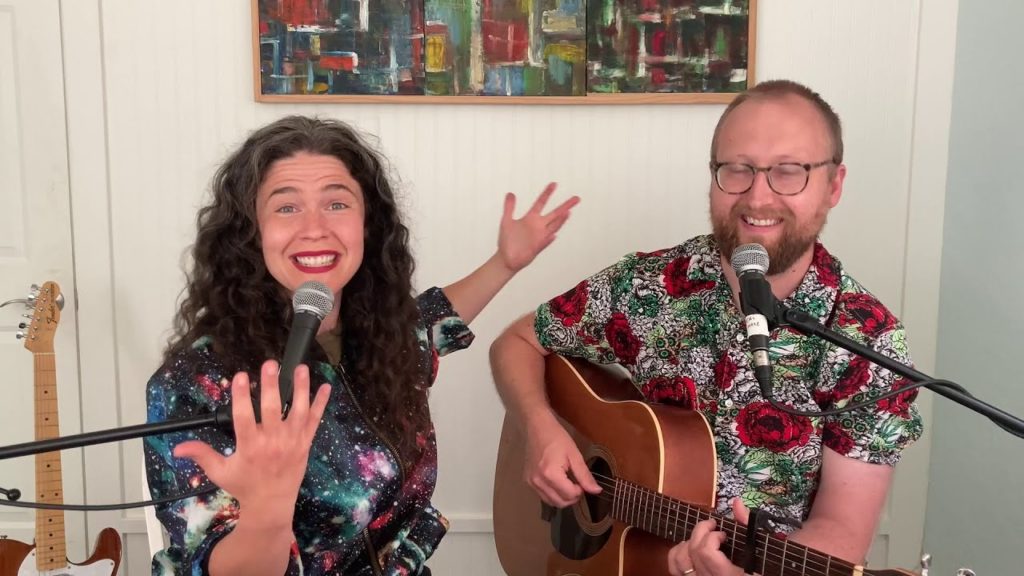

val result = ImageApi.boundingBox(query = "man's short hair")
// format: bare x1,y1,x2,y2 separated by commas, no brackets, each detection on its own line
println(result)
710,79,843,164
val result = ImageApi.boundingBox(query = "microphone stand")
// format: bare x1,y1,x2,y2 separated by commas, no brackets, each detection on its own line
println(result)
0,406,233,461
774,303,1024,437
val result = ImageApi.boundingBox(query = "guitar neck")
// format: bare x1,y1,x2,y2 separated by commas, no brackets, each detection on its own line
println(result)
33,350,67,570
611,477,859,576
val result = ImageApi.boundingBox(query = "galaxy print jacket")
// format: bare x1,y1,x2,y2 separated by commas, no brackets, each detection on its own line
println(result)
144,287,474,575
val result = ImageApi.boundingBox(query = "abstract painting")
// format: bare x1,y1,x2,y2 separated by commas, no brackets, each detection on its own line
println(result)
257,0,424,95
253,0,755,102
587,0,753,94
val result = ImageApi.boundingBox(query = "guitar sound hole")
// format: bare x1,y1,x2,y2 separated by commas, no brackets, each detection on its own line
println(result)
582,457,613,524
549,455,614,561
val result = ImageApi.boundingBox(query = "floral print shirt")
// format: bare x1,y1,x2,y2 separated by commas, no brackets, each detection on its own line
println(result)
145,287,474,575
535,235,923,528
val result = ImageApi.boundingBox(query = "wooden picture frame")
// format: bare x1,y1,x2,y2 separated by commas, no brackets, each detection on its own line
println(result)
253,0,756,104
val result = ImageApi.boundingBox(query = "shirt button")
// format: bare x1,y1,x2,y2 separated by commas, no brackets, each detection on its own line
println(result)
724,399,734,407
735,333,744,342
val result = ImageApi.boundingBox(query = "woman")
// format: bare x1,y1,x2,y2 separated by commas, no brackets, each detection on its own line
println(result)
144,115,577,575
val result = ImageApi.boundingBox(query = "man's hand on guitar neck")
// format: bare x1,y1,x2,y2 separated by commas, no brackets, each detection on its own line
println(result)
668,498,750,576
524,412,602,507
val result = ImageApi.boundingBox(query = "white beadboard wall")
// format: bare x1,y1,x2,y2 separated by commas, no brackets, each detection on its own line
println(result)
59,1,957,574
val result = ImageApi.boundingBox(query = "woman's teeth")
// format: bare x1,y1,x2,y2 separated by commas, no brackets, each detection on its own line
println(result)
295,254,336,267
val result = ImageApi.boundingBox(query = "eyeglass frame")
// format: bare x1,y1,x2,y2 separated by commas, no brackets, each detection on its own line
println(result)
709,158,838,196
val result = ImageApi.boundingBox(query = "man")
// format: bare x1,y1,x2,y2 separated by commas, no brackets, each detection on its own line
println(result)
489,80,923,576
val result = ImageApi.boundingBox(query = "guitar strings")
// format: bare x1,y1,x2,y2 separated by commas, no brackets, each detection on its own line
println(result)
585,479,842,576
588,474,847,576
582,471,855,576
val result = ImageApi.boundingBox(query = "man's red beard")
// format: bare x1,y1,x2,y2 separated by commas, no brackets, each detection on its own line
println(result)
711,204,828,275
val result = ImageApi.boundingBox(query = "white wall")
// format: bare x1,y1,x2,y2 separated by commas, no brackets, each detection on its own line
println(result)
924,1,1024,574
51,0,958,573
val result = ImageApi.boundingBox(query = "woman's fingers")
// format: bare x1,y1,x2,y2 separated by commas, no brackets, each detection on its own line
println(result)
172,440,225,482
230,371,256,445
284,364,311,423
259,359,284,426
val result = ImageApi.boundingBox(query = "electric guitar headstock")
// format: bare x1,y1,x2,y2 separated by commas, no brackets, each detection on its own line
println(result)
3,282,64,351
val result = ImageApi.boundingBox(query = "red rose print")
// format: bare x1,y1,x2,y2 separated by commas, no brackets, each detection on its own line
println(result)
604,313,641,365
812,244,839,289
641,376,698,409
837,292,897,338
876,378,918,418
662,256,716,298
833,356,872,401
823,421,855,455
714,353,738,390
736,402,813,452
549,281,589,326
813,389,832,409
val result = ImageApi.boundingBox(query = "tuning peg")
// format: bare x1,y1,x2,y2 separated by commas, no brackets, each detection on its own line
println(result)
17,323,26,329
919,553,931,575
15,332,25,340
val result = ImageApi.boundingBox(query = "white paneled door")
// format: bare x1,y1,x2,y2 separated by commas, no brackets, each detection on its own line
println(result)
0,0,88,564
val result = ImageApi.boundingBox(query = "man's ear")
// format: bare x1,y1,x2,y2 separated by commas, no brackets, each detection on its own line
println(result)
828,163,847,208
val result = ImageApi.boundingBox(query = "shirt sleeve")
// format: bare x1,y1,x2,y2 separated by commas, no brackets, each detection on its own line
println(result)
534,253,637,365
820,295,925,466
416,287,475,385
376,505,449,576
144,347,304,575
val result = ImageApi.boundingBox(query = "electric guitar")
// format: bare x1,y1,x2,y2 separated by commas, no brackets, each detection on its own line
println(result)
493,354,949,576
0,282,121,576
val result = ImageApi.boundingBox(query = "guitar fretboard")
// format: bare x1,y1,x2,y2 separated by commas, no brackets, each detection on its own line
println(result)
34,351,67,571
610,477,861,576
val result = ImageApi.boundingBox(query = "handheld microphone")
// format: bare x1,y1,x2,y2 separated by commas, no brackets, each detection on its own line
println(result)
730,244,775,399
279,280,334,418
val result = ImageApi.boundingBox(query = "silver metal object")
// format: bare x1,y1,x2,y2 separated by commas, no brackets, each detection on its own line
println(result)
920,553,931,576
0,297,30,309
1,284,64,310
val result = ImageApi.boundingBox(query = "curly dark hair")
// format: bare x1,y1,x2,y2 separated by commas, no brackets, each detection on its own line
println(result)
166,115,425,460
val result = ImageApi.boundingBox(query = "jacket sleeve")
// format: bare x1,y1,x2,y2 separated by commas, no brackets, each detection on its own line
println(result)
144,345,304,575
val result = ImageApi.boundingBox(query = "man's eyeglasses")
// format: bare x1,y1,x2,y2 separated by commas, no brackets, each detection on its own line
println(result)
710,159,836,196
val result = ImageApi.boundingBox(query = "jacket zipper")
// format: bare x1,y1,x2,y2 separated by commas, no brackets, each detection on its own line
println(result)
363,527,384,576
336,363,405,575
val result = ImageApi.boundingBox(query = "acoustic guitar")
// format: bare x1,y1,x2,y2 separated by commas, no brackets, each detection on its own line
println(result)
493,354,920,576
0,282,121,576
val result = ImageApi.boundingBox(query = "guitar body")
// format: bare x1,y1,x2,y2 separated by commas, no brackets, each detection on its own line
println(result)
494,355,718,576
0,528,120,576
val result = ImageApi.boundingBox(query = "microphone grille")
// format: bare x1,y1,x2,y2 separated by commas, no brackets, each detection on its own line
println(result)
292,281,334,319
730,243,770,276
